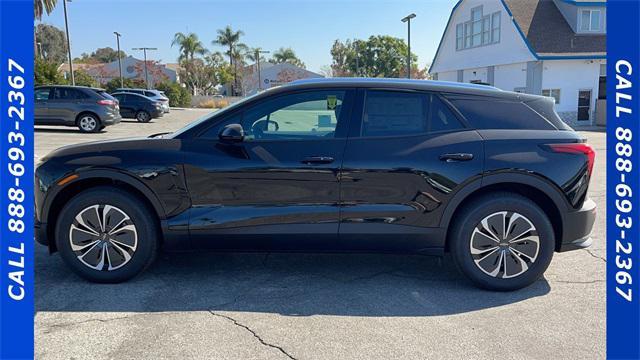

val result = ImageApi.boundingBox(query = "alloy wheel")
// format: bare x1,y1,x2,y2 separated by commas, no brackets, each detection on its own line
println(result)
137,111,150,122
79,116,97,131
69,204,138,271
469,211,539,279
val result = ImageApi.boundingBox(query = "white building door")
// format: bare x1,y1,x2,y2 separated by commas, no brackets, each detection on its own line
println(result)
578,90,592,122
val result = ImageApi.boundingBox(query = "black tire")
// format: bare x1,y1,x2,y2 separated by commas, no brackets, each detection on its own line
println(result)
76,113,101,133
135,110,151,123
55,186,158,283
449,192,554,291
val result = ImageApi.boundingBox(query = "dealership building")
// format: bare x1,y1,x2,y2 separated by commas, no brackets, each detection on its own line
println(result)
429,0,606,126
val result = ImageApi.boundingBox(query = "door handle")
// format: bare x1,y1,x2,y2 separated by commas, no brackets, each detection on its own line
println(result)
439,153,474,162
301,156,334,164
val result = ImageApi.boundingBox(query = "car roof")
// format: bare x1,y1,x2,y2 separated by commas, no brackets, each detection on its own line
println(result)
116,88,160,92
35,85,105,91
111,91,152,99
283,77,540,101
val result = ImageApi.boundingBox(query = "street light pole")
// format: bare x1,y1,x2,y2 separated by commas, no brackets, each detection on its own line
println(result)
114,32,123,88
62,0,75,85
255,49,270,91
132,47,157,89
401,13,416,79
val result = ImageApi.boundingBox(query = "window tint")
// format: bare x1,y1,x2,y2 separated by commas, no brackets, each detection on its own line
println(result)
429,96,464,132
526,98,572,130
113,94,126,102
201,90,347,140
362,91,464,137
144,91,156,97
363,91,427,137
35,88,51,101
446,95,557,130
53,88,88,100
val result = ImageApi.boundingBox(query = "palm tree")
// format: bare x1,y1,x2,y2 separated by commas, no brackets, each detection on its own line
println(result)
270,47,306,68
246,47,267,63
213,26,246,95
35,0,57,20
171,32,207,62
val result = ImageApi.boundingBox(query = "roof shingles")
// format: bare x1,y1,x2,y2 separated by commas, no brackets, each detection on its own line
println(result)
503,0,605,56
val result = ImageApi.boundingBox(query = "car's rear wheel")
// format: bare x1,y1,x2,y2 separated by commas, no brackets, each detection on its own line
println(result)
135,110,151,123
55,187,158,283
77,114,101,133
449,193,555,291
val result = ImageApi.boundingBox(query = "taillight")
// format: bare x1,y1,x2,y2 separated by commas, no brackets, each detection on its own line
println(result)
547,143,596,177
97,99,116,106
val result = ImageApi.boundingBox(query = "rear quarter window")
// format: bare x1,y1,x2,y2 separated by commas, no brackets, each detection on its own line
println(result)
446,95,557,130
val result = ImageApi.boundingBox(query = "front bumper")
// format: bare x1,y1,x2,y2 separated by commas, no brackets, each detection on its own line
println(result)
558,198,597,252
35,219,49,247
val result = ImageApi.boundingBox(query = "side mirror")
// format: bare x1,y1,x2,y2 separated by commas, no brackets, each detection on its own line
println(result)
219,123,245,142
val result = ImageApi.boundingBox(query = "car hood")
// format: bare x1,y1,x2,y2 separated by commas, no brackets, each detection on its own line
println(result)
41,137,182,162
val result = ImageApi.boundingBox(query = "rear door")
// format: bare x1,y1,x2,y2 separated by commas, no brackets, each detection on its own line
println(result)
338,89,484,251
48,87,89,124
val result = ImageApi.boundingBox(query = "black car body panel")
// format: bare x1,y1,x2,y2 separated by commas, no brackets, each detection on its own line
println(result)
111,92,163,119
35,78,596,256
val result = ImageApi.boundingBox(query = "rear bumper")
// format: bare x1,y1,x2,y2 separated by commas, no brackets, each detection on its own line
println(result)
558,198,597,252
103,113,122,126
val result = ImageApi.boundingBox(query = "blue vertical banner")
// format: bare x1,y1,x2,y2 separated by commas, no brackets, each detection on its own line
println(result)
607,0,640,359
0,0,35,359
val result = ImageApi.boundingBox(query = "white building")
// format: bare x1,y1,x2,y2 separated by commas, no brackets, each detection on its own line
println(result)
241,62,323,96
430,0,606,126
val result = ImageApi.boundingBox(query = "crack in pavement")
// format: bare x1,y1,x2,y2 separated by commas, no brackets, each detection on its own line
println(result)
209,311,297,360
583,248,606,263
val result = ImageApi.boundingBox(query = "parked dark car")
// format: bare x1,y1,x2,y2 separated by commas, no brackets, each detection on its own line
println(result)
111,92,164,122
35,78,596,290
114,88,170,113
35,85,121,132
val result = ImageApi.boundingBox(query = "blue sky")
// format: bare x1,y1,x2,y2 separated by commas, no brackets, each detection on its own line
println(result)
38,0,455,73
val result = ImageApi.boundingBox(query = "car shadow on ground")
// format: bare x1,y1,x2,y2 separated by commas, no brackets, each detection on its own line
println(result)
35,127,87,134
36,246,550,317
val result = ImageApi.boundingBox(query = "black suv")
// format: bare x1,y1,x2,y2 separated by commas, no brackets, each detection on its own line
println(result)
35,85,121,132
35,79,596,290
111,92,164,122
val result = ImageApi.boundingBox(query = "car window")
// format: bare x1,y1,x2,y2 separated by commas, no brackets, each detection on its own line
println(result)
113,94,126,102
202,90,347,141
446,95,557,130
363,91,427,137
429,95,464,132
35,88,51,101
52,88,88,100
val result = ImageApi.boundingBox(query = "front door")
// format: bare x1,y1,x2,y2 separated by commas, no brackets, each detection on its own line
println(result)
34,87,51,124
182,88,355,250
578,89,592,122
339,89,484,252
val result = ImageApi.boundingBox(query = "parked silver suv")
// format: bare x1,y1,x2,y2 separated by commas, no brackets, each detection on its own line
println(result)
35,86,122,133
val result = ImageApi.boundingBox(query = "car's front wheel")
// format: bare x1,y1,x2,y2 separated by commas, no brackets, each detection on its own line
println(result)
55,187,158,283
135,110,151,123
77,114,101,133
449,193,555,291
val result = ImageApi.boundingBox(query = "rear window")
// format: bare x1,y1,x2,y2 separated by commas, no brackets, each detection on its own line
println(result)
446,95,557,130
52,88,89,100
97,91,116,100
526,98,572,130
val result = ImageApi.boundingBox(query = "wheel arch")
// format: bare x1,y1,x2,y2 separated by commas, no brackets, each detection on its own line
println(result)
75,111,101,125
441,172,569,252
44,170,166,253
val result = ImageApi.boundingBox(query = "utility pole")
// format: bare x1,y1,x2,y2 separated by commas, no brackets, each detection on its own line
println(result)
114,32,123,88
63,0,75,85
255,49,270,91
401,13,416,79
132,47,157,89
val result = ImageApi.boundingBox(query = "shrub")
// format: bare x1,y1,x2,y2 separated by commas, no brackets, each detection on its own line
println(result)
34,59,67,86
73,69,98,88
156,82,191,107
197,99,229,109
104,78,146,93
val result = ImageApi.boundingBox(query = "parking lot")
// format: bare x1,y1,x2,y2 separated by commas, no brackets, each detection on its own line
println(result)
34,109,606,360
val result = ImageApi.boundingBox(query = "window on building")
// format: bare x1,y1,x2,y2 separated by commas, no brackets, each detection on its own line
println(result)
456,7,500,50
542,89,561,104
580,9,601,31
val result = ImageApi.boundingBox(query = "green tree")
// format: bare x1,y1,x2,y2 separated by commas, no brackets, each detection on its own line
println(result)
75,47,126,64
330,36,419,78
156,82,191,107
35,24,68,64
213,26,246,95
35,0,57,20
34,58,67,86
73,69,98,87
269,47,305,68
246,47,267,63
172,32,208,62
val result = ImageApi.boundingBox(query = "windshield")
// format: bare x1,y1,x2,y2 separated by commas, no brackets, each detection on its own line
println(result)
169,91,266,138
